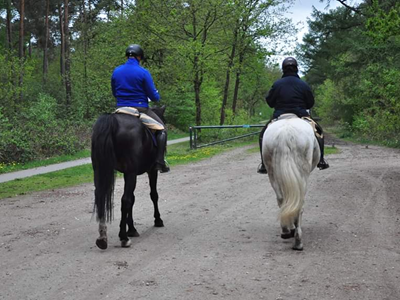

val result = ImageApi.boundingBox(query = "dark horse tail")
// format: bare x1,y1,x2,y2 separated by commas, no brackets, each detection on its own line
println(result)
91,114,118,222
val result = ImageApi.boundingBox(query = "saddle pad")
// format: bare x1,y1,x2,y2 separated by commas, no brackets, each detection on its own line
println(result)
301,116,323,139
114,107,164,131
115,107,140,117
270,114,322,138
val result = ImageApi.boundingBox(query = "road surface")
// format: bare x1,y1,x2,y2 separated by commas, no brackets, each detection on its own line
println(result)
0,137,399,300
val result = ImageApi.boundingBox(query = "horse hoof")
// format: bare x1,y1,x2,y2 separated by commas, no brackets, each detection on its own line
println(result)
292,242,303,251
292,245,303,251
121,239,131,248
127,230,140,237
154,219,164,227
96,238,108,250
281,229,295,239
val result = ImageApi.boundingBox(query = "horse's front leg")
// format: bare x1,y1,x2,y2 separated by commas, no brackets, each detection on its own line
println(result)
148,170,164,227
119,173,137,247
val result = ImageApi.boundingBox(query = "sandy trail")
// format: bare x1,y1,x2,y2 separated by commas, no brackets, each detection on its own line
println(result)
1,138,399,300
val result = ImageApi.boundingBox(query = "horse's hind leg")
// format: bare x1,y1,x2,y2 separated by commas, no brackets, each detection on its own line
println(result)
96,219,108,250
271,178,294,239
119,173,137,247
148,171,164,227
292,209,304,251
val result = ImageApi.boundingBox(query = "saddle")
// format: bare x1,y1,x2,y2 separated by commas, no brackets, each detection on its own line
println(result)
114,107,164,131
271,113,323,139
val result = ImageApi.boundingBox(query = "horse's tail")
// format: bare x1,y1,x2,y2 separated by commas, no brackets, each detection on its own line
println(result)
274,139,308,228
91,114,118,223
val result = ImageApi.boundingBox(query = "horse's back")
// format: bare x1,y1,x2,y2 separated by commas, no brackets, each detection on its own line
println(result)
113,113,156,174
263,117,320,173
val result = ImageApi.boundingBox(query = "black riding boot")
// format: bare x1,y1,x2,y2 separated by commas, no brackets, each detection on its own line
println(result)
155,130,170,173
313,121,329,170
316,135,329,170
257,125,268,174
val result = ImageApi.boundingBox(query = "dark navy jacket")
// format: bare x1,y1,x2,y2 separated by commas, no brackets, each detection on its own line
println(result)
266,73,314,119
111,58,160,108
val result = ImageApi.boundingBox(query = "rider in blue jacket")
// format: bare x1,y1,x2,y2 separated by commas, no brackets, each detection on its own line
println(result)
257,57,329,174
112,44,170,173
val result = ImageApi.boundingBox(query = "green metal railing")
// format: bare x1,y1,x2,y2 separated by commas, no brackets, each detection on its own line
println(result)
189,124,265,149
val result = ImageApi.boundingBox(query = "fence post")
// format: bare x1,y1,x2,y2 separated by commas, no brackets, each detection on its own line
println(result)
194,127,197,149
189,127,193,150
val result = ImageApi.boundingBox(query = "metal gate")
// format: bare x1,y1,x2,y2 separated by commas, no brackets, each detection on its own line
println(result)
189,124,265,149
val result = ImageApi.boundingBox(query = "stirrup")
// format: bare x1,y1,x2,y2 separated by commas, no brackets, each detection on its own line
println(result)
257,163,267,174
155,160,170,173
317,160,329,170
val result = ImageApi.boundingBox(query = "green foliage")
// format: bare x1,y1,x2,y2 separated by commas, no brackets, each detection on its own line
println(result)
0,0,292,164
299,0,400,146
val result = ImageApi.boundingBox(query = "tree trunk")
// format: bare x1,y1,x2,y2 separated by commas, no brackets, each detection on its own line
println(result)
43,0,50,84
6,0,12,51
64,0,72,106
220,22,239,125
232,71,240,114
59,4,65,79
19,0,24,59
82,0,90,117
18,0,25,103
193,56,202,127
232,51,244,114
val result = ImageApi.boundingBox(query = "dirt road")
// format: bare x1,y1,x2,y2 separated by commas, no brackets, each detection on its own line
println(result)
1,138,399,300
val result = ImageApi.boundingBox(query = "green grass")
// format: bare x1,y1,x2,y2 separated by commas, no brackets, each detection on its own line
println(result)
0,149,91,174
168,132,188,140
325,146,339,155
0,138,256,199
0,164,94,199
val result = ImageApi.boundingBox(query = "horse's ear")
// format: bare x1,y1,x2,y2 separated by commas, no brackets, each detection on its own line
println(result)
160,105,166,114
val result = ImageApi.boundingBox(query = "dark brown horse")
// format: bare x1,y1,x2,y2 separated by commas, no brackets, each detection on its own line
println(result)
91,106,165,250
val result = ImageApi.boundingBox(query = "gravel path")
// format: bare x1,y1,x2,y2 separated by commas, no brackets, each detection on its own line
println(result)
1,138,399,300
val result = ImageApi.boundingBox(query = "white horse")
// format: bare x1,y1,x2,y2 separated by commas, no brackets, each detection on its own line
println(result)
262,114,320,250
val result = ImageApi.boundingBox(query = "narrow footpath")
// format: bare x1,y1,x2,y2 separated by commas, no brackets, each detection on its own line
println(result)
0,137,190,183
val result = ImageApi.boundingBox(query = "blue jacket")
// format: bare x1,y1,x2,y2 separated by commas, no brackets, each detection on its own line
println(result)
111,58,160,108
266,73,314,119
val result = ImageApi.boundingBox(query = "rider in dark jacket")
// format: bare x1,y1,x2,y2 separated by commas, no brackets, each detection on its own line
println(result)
257,57,329,174
112,44,170,173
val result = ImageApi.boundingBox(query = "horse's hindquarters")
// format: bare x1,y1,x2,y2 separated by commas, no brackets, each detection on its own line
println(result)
262,118,318,250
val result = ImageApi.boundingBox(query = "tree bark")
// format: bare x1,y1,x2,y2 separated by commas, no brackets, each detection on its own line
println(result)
220,24,239,125
19,0,25,59
18,0,25,103
59,4,65,79
43,0,50,84
6,0,12,51
232,51,244,114
64,0,72,106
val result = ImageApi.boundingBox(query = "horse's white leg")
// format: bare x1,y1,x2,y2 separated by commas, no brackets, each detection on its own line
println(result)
96,220,108,250
269,174,295,239
292,209,303,251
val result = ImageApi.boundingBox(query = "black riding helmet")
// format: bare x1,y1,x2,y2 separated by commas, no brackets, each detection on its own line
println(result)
282,57,298,73
125,44,144,59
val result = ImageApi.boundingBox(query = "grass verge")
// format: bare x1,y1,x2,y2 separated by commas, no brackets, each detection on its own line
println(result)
0,149,91,174
0,138,257,199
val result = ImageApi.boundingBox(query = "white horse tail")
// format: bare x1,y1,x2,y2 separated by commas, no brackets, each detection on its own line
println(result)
263,116,319,250
272,133,308,229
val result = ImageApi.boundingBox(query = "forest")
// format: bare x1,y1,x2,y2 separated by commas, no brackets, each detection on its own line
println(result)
0,0,399,164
